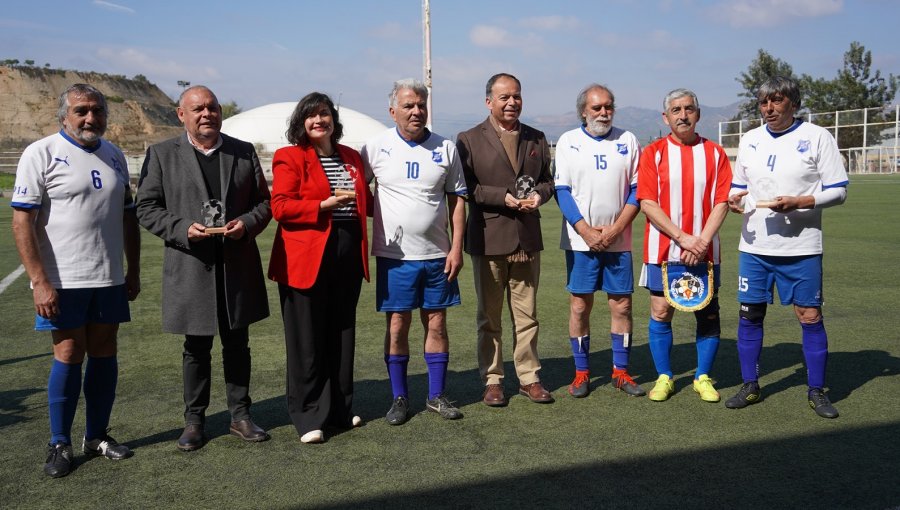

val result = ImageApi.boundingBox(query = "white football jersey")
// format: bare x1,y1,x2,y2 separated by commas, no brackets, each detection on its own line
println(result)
554,126,640,252
12,131,133,288
732,121,849,256
361,128,467,260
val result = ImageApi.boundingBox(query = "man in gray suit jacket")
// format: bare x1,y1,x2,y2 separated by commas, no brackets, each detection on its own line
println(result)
136,85,271,451
456,73,555,407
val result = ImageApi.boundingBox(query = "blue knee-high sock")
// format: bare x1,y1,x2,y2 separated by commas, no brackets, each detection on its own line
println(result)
384,354,409,399
83,356,118,440
737,317,764,383
424,352,449,400
695,336,719,378
648,318,673,378
801,320,828,389
611,333,630,370
570,335,590,372
48,359,82,445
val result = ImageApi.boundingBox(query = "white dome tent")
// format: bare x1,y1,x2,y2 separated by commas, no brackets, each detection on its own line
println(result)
221,102,388,154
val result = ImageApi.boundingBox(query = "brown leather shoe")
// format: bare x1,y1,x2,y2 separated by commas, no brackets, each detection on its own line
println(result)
229,419,270,442
519,382,554,403
177,424,205,451
483,384,507,407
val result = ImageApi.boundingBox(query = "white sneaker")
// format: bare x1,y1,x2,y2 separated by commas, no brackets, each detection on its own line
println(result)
300,430,324,444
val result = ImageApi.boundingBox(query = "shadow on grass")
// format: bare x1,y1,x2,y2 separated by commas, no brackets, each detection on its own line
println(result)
0,351,51,367
125,343,900,450
0,387,43,428
310,420,900,509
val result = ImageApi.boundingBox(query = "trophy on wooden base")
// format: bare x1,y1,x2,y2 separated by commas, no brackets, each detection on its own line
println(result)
755,177,779,208
201,199,227,235
333,164,358,199
515,174,538,208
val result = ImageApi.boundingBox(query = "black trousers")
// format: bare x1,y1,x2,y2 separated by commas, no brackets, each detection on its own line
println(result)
182,250,253,425
279,221,363,435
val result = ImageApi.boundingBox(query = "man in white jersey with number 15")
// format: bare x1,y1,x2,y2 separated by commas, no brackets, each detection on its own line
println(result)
725,76,848,418
12,84,141,478
554,83,645,399
361,79,467,426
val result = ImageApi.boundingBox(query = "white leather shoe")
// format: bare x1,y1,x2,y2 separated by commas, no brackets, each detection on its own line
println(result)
300,430,324,444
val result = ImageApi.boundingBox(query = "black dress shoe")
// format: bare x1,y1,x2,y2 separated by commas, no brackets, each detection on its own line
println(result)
177,424,205,451
229,419,270,442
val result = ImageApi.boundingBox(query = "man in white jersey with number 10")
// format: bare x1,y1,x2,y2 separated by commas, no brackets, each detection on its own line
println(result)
361,79,467,426
11,84,141,478
725,76,848,418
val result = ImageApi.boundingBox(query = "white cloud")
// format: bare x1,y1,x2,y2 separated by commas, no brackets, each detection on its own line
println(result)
470,25,516,48
711,0,842,28
368,22,416,42
95,47,220,81
92,0,136,14
518,15,580,31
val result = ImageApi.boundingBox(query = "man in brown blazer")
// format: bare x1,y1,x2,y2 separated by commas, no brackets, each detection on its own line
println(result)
456,73,555,406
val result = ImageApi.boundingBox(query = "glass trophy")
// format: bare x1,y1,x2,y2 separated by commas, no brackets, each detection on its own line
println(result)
755,177,779,208
515,174,537,207
201,199,227,234
333,164,357,198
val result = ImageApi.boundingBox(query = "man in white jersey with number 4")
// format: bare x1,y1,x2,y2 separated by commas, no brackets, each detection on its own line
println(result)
725,76,848,418
361,79,467,426
12,84,141,478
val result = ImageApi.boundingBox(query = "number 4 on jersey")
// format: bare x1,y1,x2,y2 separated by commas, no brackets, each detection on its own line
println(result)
766,155,776,172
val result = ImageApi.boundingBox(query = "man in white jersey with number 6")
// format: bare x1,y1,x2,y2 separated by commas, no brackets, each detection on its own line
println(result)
361,79,467,426
725,76,848,418
12,84,141,478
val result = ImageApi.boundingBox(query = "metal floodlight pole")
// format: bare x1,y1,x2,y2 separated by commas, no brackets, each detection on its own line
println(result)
423,0,433,129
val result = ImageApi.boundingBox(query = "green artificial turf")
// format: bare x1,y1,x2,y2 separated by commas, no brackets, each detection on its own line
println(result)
0,175,898,509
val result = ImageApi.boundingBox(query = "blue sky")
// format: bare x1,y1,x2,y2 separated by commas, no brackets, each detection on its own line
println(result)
1,0,897,133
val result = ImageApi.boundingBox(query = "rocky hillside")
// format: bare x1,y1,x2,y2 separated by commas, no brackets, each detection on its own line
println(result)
0,65,182,152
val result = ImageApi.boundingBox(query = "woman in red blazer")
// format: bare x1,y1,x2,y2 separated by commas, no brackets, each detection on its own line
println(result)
268,92,371,444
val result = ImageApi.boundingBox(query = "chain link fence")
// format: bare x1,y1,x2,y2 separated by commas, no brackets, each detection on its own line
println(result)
719,105,899,174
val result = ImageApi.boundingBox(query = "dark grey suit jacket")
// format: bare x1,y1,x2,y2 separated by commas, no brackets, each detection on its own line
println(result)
136,133,271,336
456,118,554,256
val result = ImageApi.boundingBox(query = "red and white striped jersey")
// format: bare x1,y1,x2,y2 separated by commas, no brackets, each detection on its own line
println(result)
636,135,732,264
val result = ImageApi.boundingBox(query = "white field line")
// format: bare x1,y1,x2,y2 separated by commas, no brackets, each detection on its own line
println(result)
0,265,25,294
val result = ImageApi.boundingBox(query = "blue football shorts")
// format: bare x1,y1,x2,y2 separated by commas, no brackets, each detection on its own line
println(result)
375,257,461,312
565,250,634,295
640,263,721,293
35,284,131,331
737,252,823,306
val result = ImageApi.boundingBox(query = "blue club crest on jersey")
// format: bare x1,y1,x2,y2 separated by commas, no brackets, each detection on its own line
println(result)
432,151,442,163
616,143,628,155
797,140,810,153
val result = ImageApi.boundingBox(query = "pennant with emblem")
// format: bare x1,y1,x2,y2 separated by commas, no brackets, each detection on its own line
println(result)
662,261,714,312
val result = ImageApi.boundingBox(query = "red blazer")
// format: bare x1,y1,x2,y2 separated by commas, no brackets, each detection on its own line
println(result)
268,143,371,290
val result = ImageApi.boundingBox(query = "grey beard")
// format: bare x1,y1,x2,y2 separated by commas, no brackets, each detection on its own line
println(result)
586,118,612,137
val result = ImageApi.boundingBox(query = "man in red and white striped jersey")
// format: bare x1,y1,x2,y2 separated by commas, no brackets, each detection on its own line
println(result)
635,88,732,403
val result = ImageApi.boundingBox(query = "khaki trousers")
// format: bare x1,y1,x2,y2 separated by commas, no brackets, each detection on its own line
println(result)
471,253,542,386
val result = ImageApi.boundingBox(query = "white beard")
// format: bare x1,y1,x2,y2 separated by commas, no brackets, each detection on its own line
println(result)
585,117,612,137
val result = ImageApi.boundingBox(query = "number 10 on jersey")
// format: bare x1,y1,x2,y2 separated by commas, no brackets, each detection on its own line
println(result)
406,161,419,179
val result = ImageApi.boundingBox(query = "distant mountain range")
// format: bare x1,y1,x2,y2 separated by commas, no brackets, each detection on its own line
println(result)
433,102,741,145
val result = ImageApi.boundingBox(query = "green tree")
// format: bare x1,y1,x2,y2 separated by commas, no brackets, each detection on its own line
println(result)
802,41,898,112
801,41,899,149
221,100,242,119
24,59,34,66
735,49,796,119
